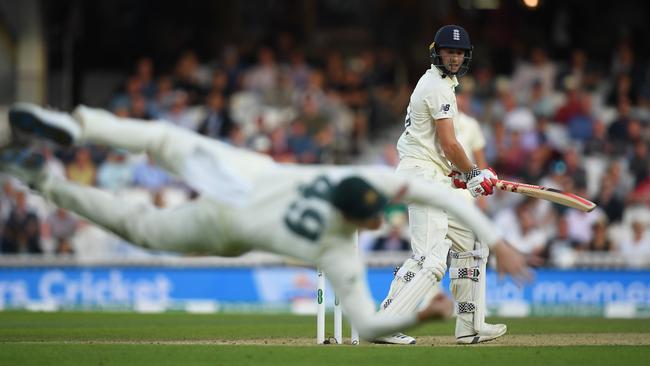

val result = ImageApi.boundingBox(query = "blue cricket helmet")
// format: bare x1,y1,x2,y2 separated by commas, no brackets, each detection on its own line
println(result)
429,25,473,77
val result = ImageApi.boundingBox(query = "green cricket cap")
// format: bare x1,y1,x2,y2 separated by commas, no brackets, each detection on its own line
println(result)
330,176,389,220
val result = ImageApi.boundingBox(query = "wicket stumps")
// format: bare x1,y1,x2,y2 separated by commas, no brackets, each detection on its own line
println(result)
316,269,359,345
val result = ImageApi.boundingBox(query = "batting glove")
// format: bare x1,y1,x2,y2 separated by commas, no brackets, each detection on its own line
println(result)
448,170,467,189
466,166,498,197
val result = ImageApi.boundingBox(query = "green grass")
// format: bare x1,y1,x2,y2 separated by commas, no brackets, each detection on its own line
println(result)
1,345,648,366
0,312,649,366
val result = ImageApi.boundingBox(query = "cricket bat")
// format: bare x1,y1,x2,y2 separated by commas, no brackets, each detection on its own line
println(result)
493,179,596,212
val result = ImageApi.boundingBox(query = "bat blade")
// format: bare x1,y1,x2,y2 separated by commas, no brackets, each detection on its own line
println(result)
494,179,596,212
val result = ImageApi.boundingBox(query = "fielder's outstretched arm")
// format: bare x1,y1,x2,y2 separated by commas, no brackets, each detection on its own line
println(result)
361,168,530,281
361,168,500,247
404,177,531,281
317,241,447,339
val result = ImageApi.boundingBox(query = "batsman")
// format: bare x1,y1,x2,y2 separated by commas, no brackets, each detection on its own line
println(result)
376,25,504,345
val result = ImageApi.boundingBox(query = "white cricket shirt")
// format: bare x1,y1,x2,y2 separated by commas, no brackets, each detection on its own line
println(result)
397,66,459,173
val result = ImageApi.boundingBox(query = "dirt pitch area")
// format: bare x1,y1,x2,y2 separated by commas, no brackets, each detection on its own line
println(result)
14,333,650,347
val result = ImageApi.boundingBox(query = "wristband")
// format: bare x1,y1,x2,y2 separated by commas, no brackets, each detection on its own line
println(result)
465,165,481,181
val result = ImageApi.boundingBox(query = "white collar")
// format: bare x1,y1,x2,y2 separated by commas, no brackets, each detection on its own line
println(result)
430,65,459,88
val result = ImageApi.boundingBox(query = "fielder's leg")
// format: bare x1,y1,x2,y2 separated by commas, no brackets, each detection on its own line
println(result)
72,106,275,181
9,104,275,182
0,149,240,256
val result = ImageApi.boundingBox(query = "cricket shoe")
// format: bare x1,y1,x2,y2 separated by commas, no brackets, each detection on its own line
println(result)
371,333,416,345
456,322,507,344
0,148,49,190
8,103,81,147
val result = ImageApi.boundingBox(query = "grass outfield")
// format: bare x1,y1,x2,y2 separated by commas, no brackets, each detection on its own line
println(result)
0,312,649,366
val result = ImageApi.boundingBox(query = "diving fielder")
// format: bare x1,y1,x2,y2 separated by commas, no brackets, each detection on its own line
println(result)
376,25,504,345
2,103,528,341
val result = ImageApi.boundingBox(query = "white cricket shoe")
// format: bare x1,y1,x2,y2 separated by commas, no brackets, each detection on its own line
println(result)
8,103,81,146
372,333,416,345
0,149,49,190
456,322,507,344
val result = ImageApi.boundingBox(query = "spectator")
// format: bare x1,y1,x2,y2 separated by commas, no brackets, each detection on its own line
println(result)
629,142,649,185
132,156,173,192
607,98,633,154
619,221,650,267
556,49,595,91
46,208,78,255
197,91,232,140
208,69,229,96
287,48,311,91
495,198,548,257
520,146,551,184
511,47,556,101
375,144,399,168
243,47,280,96
133,57,157,99
221,45,245,96
371,208,410,252
596,178,625,224
546,216,580,267
1,190,41,254
0,178,17,224
268,127,295,163
495,130,528,177
567,93,595,143
66,147,96,186
562,148,588,189
225,124,247,148
97,150,133,191
287,119,320,164
150,76,176,116
299,94,330,136
607,74,637,107
502,90,536,134
130,94,156,120
161,90,197,130
554,81,582,125
527,80,556,118
173,50,211,103
583,119,610,156
586,217,613,252
110,76,143,111
564,205,607,248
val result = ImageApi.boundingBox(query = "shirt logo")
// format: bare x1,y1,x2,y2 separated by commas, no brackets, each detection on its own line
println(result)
364,190,378,205
453,29,460,41
440,104,451,112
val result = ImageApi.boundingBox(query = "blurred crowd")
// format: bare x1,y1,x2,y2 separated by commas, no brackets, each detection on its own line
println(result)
1,34,650,267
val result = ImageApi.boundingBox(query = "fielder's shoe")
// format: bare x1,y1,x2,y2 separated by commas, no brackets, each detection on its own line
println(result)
8,103,80,147
0,148,49,190
456,322,507,344
372,333,416,345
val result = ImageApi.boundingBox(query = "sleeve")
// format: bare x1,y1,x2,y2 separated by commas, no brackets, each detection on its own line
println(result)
423,87,455,121
359,168,501,247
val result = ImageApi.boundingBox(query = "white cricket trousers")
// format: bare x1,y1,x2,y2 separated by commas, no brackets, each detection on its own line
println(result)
40,106,274,255
395,158,486,335
396,159,476,255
